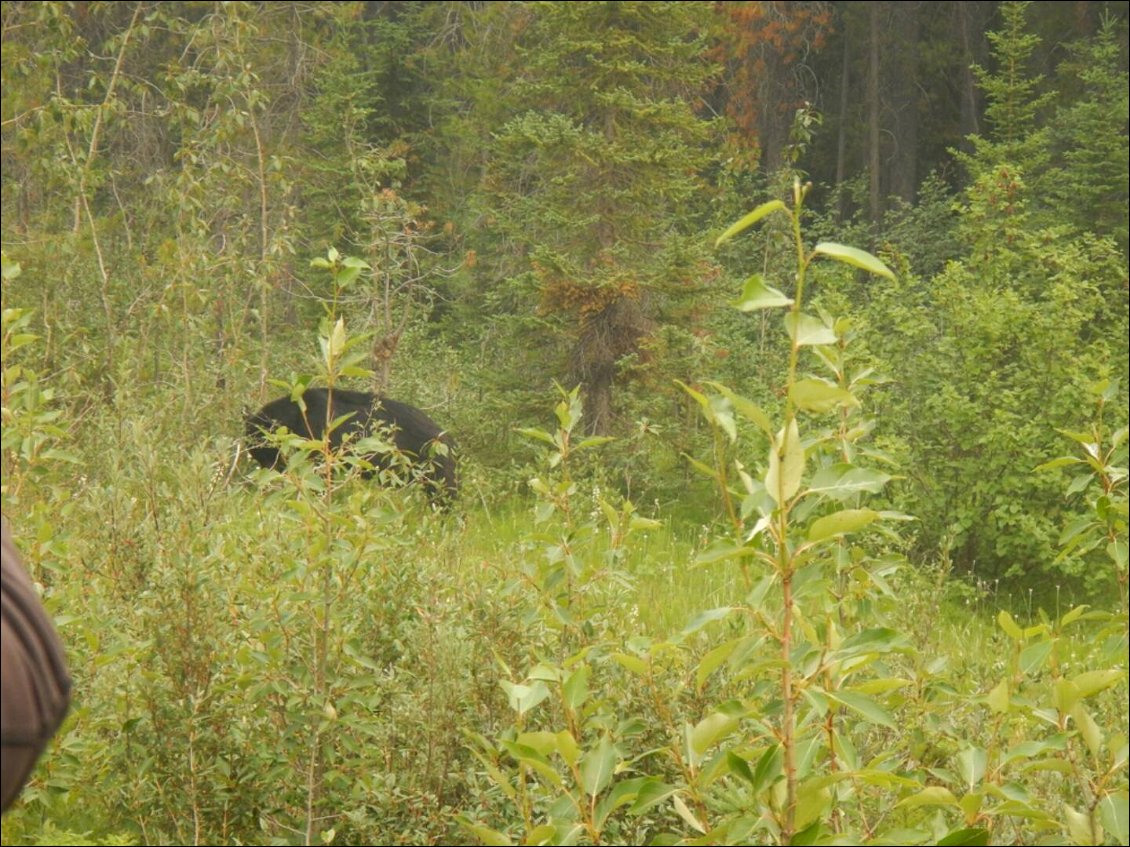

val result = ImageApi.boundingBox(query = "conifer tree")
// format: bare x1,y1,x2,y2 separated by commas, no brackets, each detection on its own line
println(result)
467,1,720,433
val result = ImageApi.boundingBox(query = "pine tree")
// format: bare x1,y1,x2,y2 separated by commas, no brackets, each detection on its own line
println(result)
1048,15,1130,248
468,1,720,434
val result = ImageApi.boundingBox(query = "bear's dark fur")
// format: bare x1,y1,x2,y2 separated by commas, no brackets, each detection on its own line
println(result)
245,388,456,506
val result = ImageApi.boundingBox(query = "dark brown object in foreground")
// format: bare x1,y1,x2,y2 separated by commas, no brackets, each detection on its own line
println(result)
1,518,72,813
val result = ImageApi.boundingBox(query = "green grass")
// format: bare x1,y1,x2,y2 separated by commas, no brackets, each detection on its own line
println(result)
2,421,1126,845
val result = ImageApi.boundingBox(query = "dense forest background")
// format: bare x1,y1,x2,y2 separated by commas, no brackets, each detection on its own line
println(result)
1,2,1127,845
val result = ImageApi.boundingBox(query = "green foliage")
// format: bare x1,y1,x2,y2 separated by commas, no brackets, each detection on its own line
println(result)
871,231,1125,589
0,316,495,846
1038,380,1130,611
955,1,1128,250
0,3,1127,845
967,2,1055,162
827,3,1130,593
1047,15,1130,248
441,0,721,435
2,261,79,500
459,385,674,845
673,182,916,843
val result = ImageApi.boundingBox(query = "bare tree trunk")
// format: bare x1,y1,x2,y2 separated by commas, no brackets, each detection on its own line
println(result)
889,2,921,204
868,2,882,228
956,0,992,160
583,367,614,437
835,31,851,223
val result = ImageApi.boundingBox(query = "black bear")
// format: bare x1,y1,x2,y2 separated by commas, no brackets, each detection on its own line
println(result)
245,388,457,507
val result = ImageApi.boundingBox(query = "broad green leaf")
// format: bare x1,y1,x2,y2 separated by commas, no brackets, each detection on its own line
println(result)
599,498,620,529
580,736,616,797
960,790,983,820
790,820,825,846
1064,804,1098,846
612,653,649,675
704,382,774,436
500,741,562,787
794,776,833,830
805,465,891,500
708,395,737,442
997,610,1024,642
455,816,512,846
808,509,879,542
527,824,580,846
324,318,348,362
956,746,987,790
1071,669,1124,698
675,379,711,413
833,729,859,770
629,778,677,814
1072,703,1103,762
803,687,830,716
1001,738,1068,765
1035,456,1083,471
715,200,787,246
747,573,777,612
896,786,959,809
745,502,775,539
1109,539,1128,570
671,793,706,834
834,627,909,658
515,427,556,445
824,689,896,728
1057,428,1097,445
751,744,783,795
683,607,736,635
726,751,756,786
937,828,991,846
695,541,759,566
766,419,804,505
1019,640,1054,675
689,712,740,759
1112,425,1129,450
1113,741,1129,772
683,452,722,483
595,777,646,827
987,678,1010,714
1067,473,1093,496
499,680,550,716
335,266,362,288
789,378,859,413
989,800,1056,821
695,638,741,691
813,242,895,279
563,666,590,711
785,312,838,347
1099,793,1129,846
1056,519,1100,560
556,730,579,766
342,642,382,672
735,274,793,311
517,731,560,758
528,664,563,683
